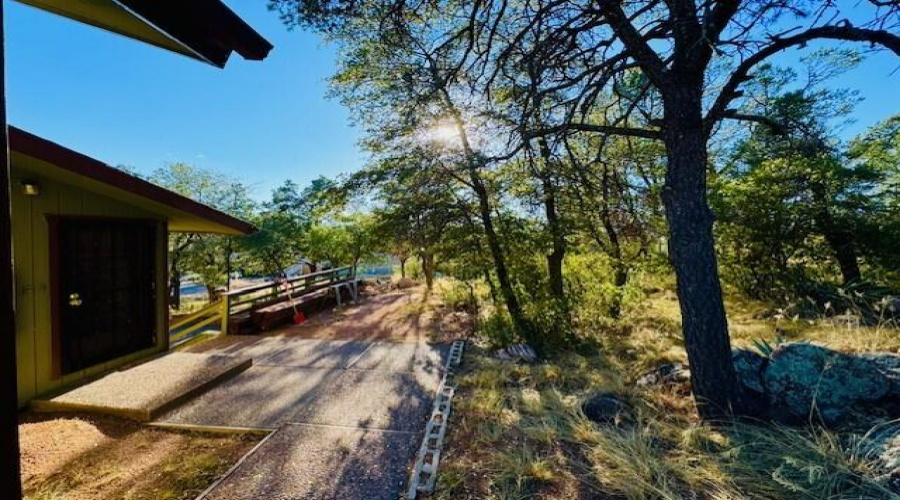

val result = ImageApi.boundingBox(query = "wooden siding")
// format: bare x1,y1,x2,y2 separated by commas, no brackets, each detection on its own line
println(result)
11,163,168,408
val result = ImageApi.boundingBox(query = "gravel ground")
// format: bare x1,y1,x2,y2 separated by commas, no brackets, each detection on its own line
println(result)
201,424,419,500
161,287,452,499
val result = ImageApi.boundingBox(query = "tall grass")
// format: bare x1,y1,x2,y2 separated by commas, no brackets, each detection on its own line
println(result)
439,343,900,500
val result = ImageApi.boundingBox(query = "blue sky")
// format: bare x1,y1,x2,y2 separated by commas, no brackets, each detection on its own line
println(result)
6,0,364,199
6,1,900,201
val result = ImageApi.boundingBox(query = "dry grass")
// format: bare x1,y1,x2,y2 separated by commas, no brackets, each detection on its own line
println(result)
436,285,900,500
20,413,259,500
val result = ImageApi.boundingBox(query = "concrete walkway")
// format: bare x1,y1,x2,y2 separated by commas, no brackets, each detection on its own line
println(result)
155,335,448,499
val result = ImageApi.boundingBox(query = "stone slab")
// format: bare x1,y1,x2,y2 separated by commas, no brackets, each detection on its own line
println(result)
32,352,251,421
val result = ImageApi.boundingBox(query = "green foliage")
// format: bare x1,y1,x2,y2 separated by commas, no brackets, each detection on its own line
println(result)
713,88,898,300
305,213,379,267
148,163,255,303
478,310,519,350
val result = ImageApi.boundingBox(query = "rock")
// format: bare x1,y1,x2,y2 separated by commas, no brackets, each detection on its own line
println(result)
733,349,769,416
733,349,767,393
860,352,900,401
636,363,690,387
764,342,890,424
884,297,900,317
396,277,417,289
582,393,632,425
832,313,861,329
495,343,538,363
861,422,900,492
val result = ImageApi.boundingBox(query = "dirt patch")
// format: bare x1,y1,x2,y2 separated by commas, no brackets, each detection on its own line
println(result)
20,412,259,500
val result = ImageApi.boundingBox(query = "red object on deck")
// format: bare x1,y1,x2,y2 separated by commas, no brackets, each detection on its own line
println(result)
293,311,307,325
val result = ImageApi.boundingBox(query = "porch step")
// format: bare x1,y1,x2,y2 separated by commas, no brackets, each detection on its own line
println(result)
31,352,252,421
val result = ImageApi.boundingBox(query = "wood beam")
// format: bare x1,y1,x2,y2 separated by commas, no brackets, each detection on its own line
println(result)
0,1,23,498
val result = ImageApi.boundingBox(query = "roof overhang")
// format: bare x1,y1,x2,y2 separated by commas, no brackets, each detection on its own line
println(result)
9,127,256,236
15,0,273,67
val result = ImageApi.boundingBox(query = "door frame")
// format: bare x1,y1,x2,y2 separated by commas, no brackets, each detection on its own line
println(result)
47,215,162,379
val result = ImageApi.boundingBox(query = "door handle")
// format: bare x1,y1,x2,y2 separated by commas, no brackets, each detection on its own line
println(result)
68,293,83,307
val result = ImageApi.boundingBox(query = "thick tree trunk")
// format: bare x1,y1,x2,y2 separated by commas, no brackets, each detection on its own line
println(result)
829,234,862,284
547,249,565,299
662,93,741,420
399,257,407,278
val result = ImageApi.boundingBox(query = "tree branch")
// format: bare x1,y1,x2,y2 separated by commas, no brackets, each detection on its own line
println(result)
721,111,787,134
597,1,671,88
706,24,900,132
525,123,662,140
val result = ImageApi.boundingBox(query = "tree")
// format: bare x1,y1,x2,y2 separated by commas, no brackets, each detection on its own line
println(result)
272,3,539,344
306,214,379,268
148,164,254,305
363,151,464,289
849,114,900,287
270,0,900,419
715,81,880,291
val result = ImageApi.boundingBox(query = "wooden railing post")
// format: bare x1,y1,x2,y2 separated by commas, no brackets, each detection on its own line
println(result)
220,294,230,336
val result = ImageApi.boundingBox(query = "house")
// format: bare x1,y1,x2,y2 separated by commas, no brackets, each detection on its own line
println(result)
0,1,273,496
9,127,255,408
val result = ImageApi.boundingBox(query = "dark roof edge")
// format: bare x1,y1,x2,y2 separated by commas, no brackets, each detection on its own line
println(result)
9,126,256,235
117,0,274,67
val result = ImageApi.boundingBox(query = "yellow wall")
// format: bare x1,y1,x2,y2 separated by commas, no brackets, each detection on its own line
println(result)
11,163,168,408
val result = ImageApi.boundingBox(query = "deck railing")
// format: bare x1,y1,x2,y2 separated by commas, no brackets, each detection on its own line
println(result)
219,266,356,334
168,300,223,347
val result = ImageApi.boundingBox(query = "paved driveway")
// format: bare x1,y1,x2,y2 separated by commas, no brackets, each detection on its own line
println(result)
155,335,448,499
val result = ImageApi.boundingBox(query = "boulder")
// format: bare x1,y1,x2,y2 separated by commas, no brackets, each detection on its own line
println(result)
495,343,538,363
764,342,890,424
733,349,769,416
861,422,900,492
396,277,417,289
582,393,632,425
860,352,900,401
636,362,690,387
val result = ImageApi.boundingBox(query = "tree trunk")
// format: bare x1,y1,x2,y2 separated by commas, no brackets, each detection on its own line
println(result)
440,85,534,345
610,263,628,319
599,164,627,319
399,257,407,278
484,269,499,304
470,174,534,344
828,232,862,284
169,263,182,310
538,139,566,300
206,284,220,303
421,252,435,290
662,93,741,420
812,192,861,284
